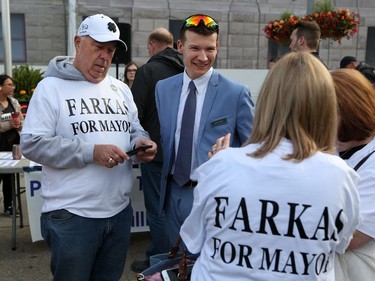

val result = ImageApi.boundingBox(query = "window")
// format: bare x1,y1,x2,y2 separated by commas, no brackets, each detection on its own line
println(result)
365,27,375,66
169,19,184,49
0,13,26,62
267,39,289,62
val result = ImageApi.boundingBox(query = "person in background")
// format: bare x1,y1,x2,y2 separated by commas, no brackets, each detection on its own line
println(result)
289,20,327,68
20,14,156,281
156,14,254,249
0,74,23,217
124,61,138,88
180,52,360,281
267,56,281,69
130,27,184,273
339,56,375,85
332,69,375,281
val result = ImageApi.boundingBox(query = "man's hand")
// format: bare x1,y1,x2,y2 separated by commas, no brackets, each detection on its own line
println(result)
94,144,129,168
130,139,157,163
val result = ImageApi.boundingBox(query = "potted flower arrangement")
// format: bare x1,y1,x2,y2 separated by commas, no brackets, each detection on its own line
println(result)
12,64,44,103
264,11,299,43
302,8,359,43
264,0,359,44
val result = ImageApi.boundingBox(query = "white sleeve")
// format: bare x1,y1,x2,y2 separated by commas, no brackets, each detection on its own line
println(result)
336,168,361,253
180,152,227,253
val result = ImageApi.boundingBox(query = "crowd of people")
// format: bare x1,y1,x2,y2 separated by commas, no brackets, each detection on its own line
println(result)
0,10,371,281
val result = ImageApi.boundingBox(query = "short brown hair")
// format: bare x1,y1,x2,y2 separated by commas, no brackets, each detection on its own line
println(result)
296,20,321,50
331,69,375,142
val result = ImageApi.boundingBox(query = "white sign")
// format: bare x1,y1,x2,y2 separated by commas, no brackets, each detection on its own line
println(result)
24,165,149,242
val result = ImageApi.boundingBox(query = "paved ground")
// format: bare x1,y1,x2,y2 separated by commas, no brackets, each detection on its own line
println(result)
0,190,151,281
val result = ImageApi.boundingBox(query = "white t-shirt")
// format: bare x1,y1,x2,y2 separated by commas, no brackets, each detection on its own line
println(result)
180,139,360,281
344,137,375,239
22,75,146,217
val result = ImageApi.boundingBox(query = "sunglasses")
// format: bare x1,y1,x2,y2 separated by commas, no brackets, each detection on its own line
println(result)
183,15,219,32
127,69,137,73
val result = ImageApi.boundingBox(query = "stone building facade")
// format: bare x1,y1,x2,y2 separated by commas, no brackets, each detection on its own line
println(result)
2,0,375,70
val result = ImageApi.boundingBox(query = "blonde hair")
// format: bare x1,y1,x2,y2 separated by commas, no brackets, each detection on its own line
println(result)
246,52,337,161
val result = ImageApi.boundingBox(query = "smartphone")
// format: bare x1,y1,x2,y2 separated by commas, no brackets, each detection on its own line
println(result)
161,264,193,281
126,145,153,156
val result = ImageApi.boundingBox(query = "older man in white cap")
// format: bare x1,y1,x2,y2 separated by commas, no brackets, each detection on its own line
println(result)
20,14,157,281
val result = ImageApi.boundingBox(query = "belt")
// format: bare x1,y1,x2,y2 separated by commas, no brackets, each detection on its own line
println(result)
169,175,198,189
182,180,198,189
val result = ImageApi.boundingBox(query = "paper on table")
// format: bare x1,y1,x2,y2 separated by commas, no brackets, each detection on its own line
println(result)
0,152,13,159
0,160,19,167
0,152,26,160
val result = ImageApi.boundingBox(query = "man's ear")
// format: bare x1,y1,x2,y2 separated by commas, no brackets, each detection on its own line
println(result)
74,36,81,50
177,39,183,53
298,36,305,46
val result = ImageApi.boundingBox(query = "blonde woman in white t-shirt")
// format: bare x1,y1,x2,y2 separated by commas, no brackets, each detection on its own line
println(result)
180,52,360,281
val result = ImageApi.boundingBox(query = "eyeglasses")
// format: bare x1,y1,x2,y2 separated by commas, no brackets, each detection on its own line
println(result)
127,69,137,73
183,14,219,32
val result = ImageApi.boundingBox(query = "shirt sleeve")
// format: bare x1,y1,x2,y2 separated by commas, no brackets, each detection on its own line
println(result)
335,167,361,253
180,152,226,253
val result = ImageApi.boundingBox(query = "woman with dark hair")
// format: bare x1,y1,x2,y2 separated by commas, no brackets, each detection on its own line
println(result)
124,61,138,88
332,69,375,281
0,74,23,217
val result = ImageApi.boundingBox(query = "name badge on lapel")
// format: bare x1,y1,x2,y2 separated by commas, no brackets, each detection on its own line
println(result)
211,116,227,128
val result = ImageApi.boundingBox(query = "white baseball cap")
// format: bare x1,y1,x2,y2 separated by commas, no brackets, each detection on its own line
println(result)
77,14,127,51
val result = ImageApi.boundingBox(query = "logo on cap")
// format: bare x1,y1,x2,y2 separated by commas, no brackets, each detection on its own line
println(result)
108,22,117,33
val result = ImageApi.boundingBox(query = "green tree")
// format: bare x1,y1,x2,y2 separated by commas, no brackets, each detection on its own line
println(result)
12,65,44,102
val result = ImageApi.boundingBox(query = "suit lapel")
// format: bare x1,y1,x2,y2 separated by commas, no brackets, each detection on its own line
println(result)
197,71,220,141
168,77,183,149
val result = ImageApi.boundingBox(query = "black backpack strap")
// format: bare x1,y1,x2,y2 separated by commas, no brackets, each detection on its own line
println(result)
354,150,375,171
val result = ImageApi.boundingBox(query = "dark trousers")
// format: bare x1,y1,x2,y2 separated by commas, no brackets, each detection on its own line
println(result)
140,162,170,256
1,174,12,210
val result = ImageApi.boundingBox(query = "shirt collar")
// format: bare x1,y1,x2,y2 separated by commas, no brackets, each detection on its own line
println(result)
183,67,213,94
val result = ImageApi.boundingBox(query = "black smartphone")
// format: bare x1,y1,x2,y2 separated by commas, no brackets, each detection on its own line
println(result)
126,145,153,156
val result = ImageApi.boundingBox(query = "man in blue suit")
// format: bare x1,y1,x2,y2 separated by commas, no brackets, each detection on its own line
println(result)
155,14,254,247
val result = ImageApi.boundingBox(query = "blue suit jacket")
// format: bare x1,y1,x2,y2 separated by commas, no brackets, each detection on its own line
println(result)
155,70,254,212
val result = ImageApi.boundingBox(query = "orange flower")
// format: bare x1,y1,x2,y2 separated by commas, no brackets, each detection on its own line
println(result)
263,15,300,43
20,90,27,95
264,8,359,44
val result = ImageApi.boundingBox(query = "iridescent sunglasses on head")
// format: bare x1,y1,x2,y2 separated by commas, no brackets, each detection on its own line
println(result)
183,14,219,32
